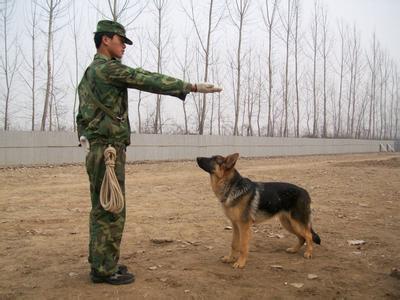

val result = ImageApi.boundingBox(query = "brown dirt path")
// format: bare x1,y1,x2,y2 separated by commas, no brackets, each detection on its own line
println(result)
1,153,399,299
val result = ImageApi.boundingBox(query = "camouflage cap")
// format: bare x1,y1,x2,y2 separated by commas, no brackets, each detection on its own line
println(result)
95,20,133,45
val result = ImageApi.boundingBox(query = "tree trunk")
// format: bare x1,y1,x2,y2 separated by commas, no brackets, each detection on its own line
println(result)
336,21,346,137
312,1,318,137
138,91,142,133
262,0,278,137
294,0,300,137
234,12,243,135
72,0,79,132
31,2,37,131
41,0,54,131
154,2,163,134
283,0,291,137
199,0,214,135
321,7,328,138
367,34,377,139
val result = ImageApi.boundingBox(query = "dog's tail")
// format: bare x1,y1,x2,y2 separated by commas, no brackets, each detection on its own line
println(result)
311,228,321,245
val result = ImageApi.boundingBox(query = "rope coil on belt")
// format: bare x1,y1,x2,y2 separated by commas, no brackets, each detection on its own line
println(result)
100,145,125,214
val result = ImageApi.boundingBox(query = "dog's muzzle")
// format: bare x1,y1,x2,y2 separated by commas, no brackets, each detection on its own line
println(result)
196,157,212,173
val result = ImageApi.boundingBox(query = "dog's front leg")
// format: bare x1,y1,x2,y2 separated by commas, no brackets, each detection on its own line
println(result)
233,221,252,269
221,222,240,263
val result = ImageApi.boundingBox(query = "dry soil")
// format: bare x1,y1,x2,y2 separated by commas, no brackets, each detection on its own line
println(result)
1,153,399,299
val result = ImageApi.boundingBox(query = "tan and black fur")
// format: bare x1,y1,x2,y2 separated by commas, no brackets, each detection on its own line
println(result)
196,153,321,269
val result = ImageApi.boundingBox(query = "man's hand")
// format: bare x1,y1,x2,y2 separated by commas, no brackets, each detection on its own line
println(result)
193,83,222,93
79,136,90,152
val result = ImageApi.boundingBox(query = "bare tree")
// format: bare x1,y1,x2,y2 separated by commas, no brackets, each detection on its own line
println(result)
176,33,192,134
182,0,223,134
355,81,370,138
129,28,150,134
366,33,379,139
227,0,251,136
255,54,263,136
1,0,19,131
49,86,67,131
213,59,223,135
348,24,362,137
70,0,80,132
49,32,67,131
277,0,294,137
261,0,278,137
377,52,390,139
292,0,301,137
329,83,337,135
192,44,203,132
310,0,319,137
334,20,348,137
39,0,68,131
319,4,330,137
149,0,172,134
243,49,255,136
19,1,40,131
389,63,397,138
91,0,147,25
208,49,223,135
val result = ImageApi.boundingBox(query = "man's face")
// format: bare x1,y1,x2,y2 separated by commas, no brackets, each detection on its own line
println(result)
104,34,126,59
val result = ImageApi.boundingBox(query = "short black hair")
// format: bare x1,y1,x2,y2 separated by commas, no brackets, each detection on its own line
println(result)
94,32,116,49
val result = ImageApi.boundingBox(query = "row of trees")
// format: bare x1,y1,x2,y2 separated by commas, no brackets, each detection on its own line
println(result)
1,0,399,139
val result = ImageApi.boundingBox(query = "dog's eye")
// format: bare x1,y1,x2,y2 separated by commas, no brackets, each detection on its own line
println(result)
216,157,224,165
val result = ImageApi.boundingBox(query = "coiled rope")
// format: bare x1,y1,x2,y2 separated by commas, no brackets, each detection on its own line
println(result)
100,145,125,214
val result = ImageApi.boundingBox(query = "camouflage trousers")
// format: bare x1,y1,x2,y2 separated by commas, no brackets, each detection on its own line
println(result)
85,142,126,277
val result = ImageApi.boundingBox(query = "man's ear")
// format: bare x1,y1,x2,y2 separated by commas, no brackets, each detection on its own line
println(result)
224,153,239,170
102,35,111,46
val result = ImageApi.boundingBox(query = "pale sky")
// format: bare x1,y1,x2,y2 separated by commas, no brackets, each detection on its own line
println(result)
314,0,400,63
3,0,400,132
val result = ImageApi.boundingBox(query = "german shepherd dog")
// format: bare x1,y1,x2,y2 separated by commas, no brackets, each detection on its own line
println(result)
196,153,321,269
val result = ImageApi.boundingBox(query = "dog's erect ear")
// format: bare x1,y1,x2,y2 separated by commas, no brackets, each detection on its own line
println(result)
224,153,239,170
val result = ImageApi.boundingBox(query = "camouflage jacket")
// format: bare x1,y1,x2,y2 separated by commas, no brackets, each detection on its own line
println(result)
76,53,192,145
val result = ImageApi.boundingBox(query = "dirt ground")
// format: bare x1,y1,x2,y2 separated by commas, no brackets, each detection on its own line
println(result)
1,152,400,299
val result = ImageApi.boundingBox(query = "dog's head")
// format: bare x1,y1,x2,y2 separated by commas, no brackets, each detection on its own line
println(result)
196,153,239,178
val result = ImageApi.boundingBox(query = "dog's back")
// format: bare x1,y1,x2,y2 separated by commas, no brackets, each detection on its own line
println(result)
255,182,310,223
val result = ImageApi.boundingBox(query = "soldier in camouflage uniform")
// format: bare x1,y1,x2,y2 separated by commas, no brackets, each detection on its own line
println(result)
76,20,222,285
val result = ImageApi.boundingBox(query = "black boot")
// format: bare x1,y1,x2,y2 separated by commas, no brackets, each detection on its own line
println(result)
116,264,128,275
91,271,135,285
91,266,135,285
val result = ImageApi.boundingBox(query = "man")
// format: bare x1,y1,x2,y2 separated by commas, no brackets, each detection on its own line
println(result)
76,20,222,285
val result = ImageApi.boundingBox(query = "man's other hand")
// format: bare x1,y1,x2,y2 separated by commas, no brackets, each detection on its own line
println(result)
194,83,222,93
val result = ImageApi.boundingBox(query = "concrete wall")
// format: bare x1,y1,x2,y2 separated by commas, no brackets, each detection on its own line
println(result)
0,131,397,167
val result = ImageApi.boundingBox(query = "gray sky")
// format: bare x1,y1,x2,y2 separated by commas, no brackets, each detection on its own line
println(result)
3,0,400,132
315,0,400,63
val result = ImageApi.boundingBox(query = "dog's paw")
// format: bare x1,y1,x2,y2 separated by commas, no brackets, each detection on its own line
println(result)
232,260,246,269
221,256,236,263
303,251,313,259
286,247,299,254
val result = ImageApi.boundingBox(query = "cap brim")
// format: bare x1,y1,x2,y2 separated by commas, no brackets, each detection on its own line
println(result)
121,36,133,45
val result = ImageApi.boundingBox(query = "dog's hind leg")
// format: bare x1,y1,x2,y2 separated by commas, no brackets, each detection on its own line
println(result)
279,214,305,254
285,215,314,259
302,225,314,259
221,222,240,263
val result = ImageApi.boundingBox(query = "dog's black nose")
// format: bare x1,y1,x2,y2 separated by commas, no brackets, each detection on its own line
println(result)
196,157,206,168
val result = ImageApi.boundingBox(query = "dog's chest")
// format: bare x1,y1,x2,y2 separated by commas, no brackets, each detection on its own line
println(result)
222,203,246,221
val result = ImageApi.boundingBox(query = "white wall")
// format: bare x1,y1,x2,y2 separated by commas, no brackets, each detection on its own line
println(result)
0,131,396,167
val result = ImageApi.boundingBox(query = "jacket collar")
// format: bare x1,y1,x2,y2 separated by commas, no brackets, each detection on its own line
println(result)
94,53,113,61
